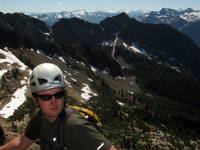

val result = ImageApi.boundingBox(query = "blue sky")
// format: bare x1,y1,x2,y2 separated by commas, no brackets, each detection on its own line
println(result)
0,0,200,13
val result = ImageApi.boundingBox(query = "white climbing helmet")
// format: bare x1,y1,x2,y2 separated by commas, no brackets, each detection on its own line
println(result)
30,63,65,93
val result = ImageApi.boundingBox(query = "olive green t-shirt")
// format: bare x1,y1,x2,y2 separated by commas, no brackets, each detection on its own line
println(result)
25,109,112,150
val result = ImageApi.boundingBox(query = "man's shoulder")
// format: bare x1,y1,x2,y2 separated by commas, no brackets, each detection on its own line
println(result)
62,111,112,150
65,112,88,127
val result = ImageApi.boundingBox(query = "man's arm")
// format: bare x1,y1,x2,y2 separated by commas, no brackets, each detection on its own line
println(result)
0,135,34,150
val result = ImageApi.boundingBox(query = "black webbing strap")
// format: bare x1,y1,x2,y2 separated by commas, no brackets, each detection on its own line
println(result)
39,108,75,150
57,108,75,150
38,110,67,150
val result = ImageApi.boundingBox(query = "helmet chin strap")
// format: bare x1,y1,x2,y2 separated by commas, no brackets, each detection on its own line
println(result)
32,95,39,106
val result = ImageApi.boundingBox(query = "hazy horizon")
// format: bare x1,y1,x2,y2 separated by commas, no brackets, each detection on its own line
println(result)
0,0,199,13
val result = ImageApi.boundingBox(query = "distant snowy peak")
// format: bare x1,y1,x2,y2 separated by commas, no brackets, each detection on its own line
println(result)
59,10,90,18
28,10,89,20
29,9,114,25
181,11,200,22
29,8,200,26
143,8,181,17
73,9,89,15
159,8,181,16
28,9,146,25
139,8,200,23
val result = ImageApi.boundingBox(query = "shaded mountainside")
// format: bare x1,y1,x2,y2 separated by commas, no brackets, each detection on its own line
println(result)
58,44,123,77
180,21,200,47
101,13,200,80
100,12,130,34
117,19,200,79
52,18,111,45
1,11,200,79
0,12,50,49
114,46,200,107
51,13,200,80
137,8,200,47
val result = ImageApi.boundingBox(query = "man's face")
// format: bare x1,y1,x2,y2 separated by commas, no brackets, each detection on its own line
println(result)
34,88,65,122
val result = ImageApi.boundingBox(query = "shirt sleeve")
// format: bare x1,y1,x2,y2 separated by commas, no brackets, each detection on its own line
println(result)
24,110,41,140
66,113,112,150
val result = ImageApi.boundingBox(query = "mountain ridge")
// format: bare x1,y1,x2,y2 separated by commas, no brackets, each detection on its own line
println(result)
0,12,200,149
25,8,200,47
1,11,200,80
27,9,146,26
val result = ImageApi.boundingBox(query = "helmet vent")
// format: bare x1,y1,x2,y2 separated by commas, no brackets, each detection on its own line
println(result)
54,75,61,82
31,82,36,86
38,78,48,85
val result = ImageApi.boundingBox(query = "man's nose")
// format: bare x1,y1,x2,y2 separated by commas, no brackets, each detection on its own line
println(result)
50,96,57,105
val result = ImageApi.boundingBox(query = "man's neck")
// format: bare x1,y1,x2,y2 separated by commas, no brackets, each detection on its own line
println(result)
45,115,57,123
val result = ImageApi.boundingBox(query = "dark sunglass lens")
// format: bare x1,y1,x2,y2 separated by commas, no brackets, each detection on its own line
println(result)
38,95,53,101
54,91,64,99
37,90,64,101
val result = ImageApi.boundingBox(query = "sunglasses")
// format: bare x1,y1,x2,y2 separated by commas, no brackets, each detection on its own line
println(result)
37,90,65,101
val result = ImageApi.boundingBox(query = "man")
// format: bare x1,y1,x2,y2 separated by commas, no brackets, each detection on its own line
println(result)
0,63,117,150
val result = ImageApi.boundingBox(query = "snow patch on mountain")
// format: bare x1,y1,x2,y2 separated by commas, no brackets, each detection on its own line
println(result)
0,48,28,70
181,11,200,22
0,70,7,79
123,42,144,54
81,83,98,101
0,86,27,118
59,57,66,64
102,40,113,46
90,66,98,72
88,78,93,82
0,48,31,119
